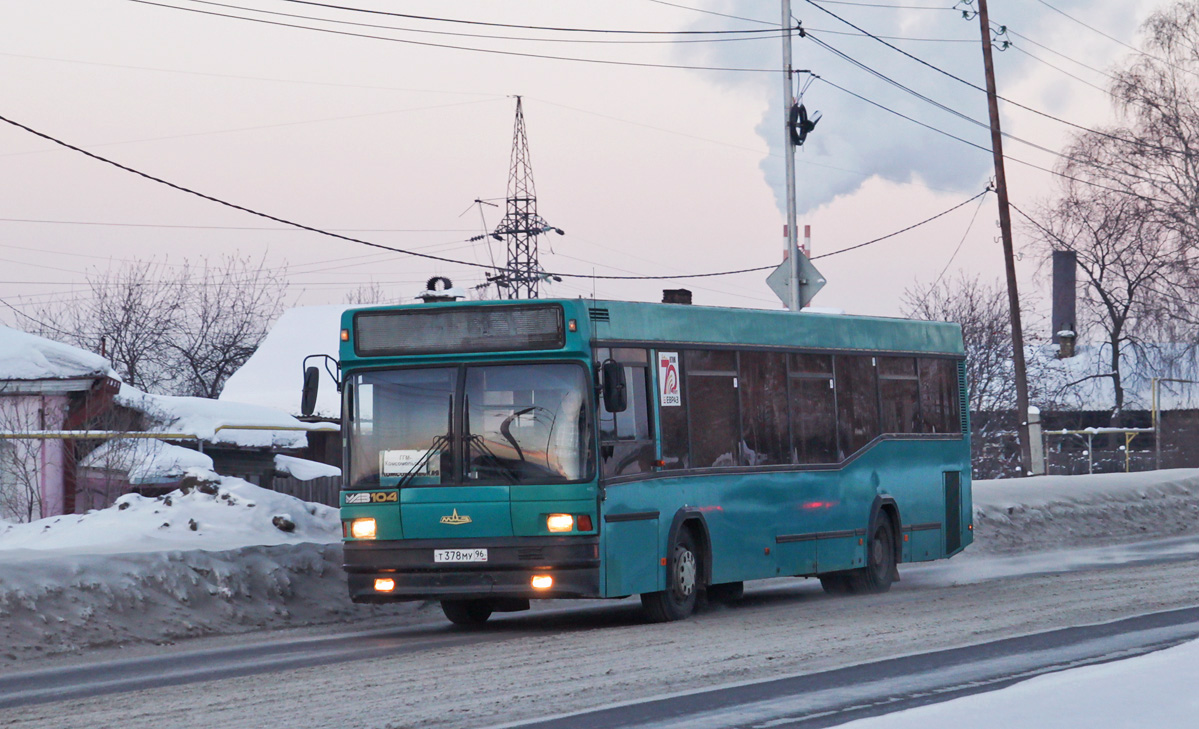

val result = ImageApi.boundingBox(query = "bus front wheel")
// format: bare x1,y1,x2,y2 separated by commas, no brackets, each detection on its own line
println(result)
641,529,700,622
441,599,493,626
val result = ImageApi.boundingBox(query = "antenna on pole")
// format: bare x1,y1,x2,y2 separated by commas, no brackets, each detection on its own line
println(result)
486,96,563,299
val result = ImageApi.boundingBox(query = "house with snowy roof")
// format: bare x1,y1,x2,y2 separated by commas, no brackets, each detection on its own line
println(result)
220,304,348,468
1,325,336,520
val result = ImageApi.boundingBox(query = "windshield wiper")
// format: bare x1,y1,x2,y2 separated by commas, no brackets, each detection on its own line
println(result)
464,394,519,484
396,434,449,490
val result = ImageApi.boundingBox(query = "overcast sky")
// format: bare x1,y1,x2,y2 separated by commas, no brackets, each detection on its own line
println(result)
0,0,1169,330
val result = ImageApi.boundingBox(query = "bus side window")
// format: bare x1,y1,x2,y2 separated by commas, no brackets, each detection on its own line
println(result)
686,350,740,468
919,358,961,434
789,353,837,463
598,349,654,478
878,356,921,434
739,351,788,465
835,355,881,457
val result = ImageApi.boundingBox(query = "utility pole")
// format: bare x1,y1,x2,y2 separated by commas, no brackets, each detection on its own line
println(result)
975,0,1033,474
782,0,800,311
487,96,562,299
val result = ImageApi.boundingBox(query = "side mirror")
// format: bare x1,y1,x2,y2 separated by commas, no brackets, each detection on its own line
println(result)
301,366,320,416
601,360,627,413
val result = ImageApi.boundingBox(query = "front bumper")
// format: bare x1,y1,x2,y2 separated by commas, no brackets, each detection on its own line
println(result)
344,536,601,602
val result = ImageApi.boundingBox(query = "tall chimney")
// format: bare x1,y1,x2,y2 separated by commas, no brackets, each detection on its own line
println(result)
1051,250,1077,345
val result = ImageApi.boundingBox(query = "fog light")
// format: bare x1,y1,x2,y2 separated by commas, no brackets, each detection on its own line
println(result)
374,578,396,592
351,518,377,539
546,514,573,532
531,575,553,589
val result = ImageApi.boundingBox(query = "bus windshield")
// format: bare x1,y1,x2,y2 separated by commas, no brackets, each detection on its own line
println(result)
346,363,593,489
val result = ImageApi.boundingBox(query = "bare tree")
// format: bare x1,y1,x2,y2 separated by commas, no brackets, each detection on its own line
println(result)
1025,161,1178,423
904,274,1052,477
26,256,288,398
0,394,54,522
171,255,288,398
343,281,401,306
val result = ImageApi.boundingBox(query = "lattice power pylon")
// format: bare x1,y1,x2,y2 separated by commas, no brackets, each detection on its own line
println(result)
487,97,561,299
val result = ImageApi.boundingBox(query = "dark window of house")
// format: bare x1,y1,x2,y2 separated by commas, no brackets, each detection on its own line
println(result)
878,356,921,434
596,347,655,478
686,349,740,468
659,351,689,470
919,358,961,434
835,355,880,457
739,351,789,465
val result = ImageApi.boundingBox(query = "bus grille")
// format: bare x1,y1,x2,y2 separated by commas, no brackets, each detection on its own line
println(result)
517,547,545,561
589,307,610,323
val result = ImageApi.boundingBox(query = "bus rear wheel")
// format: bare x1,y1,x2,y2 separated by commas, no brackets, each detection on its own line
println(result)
641,529,700,622
441,599,493,626
847,518,897,594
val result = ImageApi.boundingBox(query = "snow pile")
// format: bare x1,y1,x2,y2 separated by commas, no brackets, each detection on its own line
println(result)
118,384,320,449
972,469,1199,554
220,304,348,419
275,454,340,481
0,325,117,381
0,469,339,554
78,438,214,484
840,636,1199,729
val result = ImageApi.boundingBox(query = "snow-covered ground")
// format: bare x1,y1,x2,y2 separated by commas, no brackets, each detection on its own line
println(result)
2,468,1198,726
839,633,1199,729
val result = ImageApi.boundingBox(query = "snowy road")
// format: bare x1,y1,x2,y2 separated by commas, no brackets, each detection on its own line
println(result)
3,545,1199,729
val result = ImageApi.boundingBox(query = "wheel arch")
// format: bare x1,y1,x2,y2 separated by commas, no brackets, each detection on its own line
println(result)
666,508,713,587
870,495,902,566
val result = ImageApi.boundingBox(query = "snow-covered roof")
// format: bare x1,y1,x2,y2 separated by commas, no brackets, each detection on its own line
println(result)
79,438,214,484
220,305,348,419
1038,344,1199,413
0,325,117,383
119,385,318,449
274,454,340,481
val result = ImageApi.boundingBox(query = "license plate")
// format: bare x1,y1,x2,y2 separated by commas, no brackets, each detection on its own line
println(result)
434,548,488,563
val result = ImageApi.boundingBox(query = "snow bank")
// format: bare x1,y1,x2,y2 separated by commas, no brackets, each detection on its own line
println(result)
118,385,315,449
274,454,340,481
0,325,117,381
0,470,339,554
972,469,1199,554
839,636,1199,729
220,304,348,419
78,438,213,484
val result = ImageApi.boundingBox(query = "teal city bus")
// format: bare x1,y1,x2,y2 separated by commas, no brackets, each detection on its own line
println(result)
308,297,971,624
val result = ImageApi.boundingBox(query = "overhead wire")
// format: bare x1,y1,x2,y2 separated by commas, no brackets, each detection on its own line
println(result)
0,111,993,282
178,0,788,45
126,0,783,73
643,0,776,26
272,0,780,34
804,0,1189,158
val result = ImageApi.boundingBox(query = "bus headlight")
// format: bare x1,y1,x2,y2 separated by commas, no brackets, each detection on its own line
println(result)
531,575,554,589
546,514,574,532
351,518,377,539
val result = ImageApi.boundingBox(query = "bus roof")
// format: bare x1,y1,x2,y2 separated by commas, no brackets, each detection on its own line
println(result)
584,299,963,356
339,298,964,361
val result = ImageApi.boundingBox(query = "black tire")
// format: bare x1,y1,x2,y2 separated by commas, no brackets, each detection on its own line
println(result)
846,517,897,594
641,528,701,622
441,599,493,626
706,581,744,604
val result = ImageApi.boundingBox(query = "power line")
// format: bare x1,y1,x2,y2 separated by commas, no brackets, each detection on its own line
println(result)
273,0,778,34
1008,44,1111,96
804,0,1187,158
180,0,788,45
127,0,782,73
813,75,1174,204
813,0,954,8
1003,28,1117,82
0,217,476,232
643,0,776,26
0,111,994,283
811,189,990,261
